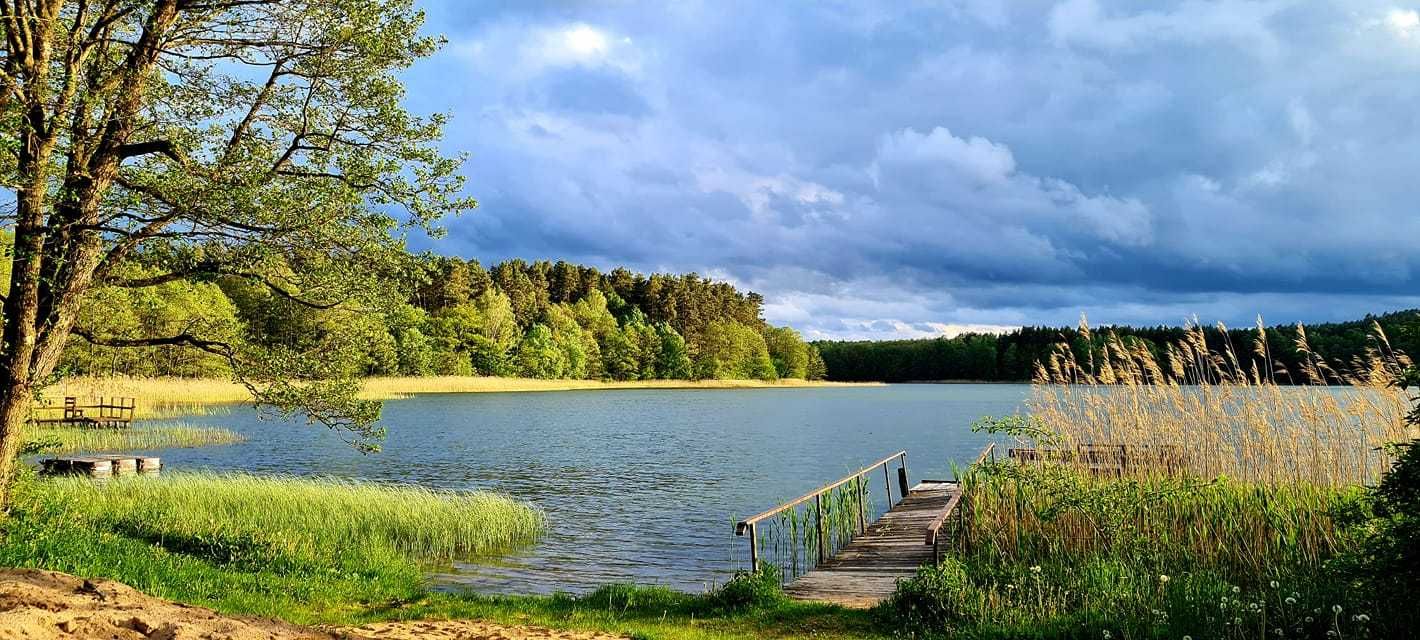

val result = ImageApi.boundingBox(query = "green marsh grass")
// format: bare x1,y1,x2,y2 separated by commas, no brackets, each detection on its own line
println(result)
38,472,545,562
24,422,244,454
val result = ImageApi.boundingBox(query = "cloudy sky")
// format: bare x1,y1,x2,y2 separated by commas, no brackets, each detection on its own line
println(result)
400,1,1420,340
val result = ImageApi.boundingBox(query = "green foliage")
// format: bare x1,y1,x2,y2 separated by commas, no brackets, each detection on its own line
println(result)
882,559,972,634
705,565,787,611
516,324,568,379
695,320,777,381
806,345,827,381
763,326,810,379
1338,365,1420,631
656,324,693,379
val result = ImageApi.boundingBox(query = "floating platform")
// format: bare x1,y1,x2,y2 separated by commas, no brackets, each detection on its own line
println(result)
40,455,160,478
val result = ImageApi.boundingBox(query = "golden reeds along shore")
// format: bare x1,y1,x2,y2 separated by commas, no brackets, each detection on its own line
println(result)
41,375,878,420
1026,318,1416,486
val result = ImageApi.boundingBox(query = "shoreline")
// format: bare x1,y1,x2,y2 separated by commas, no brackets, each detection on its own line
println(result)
45,375,884,419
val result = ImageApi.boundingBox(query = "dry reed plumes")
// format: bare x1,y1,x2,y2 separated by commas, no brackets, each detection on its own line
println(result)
1028,317,1416,486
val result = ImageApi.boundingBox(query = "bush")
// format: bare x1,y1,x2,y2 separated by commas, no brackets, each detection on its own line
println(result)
881,559,973,634
705,565,786,611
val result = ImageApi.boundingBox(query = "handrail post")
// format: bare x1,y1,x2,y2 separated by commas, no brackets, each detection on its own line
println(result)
883,462,893,507
815,492,826,565
897,453,910,500
856,476,866,533
748,522,759,570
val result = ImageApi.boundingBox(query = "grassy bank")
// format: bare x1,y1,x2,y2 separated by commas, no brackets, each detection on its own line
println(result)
45,375,876,420
0,471,877,639
22,422,245,454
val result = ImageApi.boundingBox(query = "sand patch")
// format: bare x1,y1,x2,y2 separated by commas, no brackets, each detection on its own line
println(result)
0,569,623,640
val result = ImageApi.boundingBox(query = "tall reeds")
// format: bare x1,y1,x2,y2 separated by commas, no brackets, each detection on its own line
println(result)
1029,317,1415,486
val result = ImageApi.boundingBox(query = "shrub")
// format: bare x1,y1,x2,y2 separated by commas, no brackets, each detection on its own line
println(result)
881,559,973,634
705,565,786,611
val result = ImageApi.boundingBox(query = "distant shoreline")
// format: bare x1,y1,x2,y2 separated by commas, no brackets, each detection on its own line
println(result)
46,376,885,419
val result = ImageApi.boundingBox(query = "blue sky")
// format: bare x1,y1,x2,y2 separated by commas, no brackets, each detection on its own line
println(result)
399,1,1420,340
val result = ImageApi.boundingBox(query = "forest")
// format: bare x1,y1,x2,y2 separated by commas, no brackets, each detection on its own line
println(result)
815,309,1420,382
54,251,827,383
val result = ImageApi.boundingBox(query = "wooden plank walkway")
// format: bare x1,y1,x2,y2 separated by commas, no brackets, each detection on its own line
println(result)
784,481,959,608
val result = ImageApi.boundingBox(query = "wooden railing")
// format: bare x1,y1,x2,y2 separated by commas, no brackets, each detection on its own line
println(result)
923,443,995,551
30,397,135,429
735,450,909,570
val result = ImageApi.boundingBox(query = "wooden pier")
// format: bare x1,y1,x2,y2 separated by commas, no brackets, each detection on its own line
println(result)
735,444,994,608
30,397,136,429
783,480,960,607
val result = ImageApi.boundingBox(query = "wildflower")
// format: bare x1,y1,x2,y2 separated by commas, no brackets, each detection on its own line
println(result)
1233,586,1242,594
1334,605,1343,614
1103,631,1112,639
1183,636,1192,640
1030,565,1041,574
1234,617,1243,625
1160,574,1171,583
1306,616,1315,623
1274,629,1283,637
1270,580,1280,589
1358,614,1371,623
1286,597,1297,605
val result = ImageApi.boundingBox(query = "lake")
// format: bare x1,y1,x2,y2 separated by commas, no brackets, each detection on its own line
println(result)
146,383,1027,594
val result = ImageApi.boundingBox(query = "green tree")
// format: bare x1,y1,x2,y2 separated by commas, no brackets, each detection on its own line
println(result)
600,326,641,381
0,0,472,497
695,320,776,381
516,324,567,379
763,326,810,379
655,324,693,379
806,345,827,381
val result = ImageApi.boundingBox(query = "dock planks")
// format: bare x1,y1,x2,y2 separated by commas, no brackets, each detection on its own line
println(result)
784,481,959,608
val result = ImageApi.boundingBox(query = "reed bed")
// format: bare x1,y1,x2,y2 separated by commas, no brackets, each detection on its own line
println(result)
37,472,545,562
1029,319,1415,486
23,422,244,454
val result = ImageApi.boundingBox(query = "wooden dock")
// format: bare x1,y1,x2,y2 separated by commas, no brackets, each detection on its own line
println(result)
784,481,960,607
40,455,160,477
734,445,992,609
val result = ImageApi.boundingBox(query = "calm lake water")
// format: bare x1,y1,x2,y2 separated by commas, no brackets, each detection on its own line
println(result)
145,384,1026,594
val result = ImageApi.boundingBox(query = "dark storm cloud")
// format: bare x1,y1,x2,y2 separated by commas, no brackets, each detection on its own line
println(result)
403,0,1420,339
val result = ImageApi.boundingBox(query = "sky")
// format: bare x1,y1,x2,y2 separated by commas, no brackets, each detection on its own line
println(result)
399,1,1420,340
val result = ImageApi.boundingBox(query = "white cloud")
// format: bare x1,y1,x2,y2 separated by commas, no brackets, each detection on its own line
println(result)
1386,8,1420,37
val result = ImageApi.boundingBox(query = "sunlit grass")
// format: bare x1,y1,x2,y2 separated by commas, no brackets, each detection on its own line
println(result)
23,422,244,454
36,472,544,562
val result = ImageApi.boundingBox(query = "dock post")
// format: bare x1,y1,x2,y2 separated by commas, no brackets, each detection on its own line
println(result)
748,522,759,570
856,478,866,533
815,492,826,565
883,463,893,506
897,466,909,500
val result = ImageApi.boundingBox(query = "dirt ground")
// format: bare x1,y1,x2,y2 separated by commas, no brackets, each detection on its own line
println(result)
0,569,624,640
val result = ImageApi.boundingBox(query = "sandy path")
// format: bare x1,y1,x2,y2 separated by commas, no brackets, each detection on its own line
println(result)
0,569,624,640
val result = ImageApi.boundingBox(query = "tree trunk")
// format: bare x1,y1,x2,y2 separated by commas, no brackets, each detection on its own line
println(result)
0,379,33,507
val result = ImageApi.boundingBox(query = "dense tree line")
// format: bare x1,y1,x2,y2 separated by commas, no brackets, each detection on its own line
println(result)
55,253,824,383
816,310,1420,382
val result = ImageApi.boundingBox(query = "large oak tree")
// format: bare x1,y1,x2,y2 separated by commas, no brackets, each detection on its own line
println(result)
0,0,472,503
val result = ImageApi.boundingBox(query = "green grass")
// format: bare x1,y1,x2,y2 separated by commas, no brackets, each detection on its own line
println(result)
881,463,1384,639
23,422,245,454
0,471,880,639
36,472,545,561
